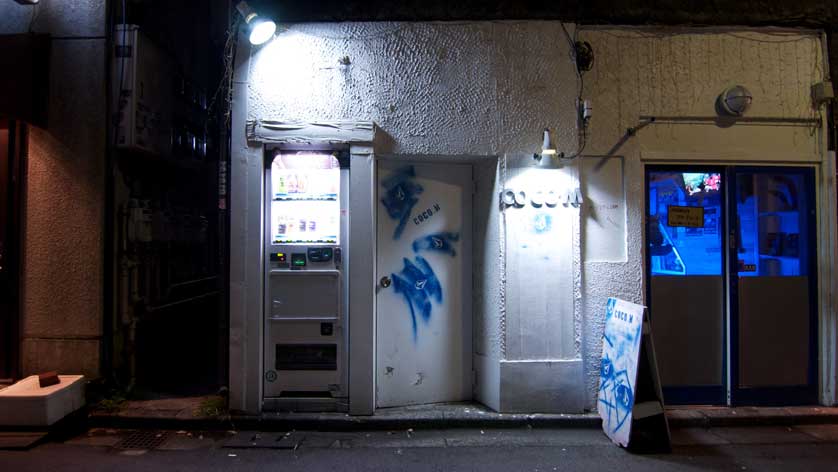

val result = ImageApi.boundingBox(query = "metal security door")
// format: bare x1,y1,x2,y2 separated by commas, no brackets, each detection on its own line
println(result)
729,167,817,405
376,160,472,408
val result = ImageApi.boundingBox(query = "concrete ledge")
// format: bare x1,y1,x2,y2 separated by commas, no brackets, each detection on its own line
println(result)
86,401,838,432
666,406,838,428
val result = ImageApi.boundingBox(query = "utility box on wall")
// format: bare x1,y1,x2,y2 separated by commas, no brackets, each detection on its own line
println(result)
111,25,173,155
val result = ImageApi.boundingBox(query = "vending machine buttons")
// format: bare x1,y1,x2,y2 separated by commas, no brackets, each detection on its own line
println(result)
291,253,307,268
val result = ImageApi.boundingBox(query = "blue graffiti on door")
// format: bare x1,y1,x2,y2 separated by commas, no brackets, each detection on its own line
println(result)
391,256,442,342
412,232,460,257
380,166,423,240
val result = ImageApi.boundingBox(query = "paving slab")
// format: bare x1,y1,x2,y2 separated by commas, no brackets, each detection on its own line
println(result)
793,424,838,442
157,432,216,451
443,428,609,448
0,432,46,450
669,428,730,446
709,426,818,445
336,431,447,449
222,431,300,449
63,432,123,448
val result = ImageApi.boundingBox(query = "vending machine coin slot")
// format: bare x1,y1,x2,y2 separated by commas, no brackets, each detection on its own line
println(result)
307,247,333,263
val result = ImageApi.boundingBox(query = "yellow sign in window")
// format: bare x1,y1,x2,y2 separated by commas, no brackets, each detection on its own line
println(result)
667,205,704,228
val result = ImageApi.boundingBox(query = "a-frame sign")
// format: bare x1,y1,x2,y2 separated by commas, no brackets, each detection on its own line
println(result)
598,297,670,452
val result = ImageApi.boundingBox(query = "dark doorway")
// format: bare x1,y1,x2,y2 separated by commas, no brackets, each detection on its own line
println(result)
0,119,25,381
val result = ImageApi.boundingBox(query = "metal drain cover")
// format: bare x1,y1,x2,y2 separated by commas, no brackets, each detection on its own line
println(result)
114,430,171,450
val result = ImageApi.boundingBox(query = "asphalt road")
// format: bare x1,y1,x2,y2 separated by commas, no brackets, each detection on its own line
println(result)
3,426,838,471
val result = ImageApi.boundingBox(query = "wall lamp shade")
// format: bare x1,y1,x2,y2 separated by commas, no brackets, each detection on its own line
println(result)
541,128,557,155
248,18,277,45
236,1,277,46
533,128,563,168
719,85,753,116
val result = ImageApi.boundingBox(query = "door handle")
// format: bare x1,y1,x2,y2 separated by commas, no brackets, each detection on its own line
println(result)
380,276,392,288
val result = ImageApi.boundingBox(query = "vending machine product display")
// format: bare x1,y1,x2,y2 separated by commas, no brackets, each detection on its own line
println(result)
263,150,348,411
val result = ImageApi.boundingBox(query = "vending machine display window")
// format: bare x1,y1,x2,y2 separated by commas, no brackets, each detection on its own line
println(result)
270,152,341,244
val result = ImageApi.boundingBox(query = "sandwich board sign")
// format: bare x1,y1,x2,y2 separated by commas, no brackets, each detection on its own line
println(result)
598,297,670,451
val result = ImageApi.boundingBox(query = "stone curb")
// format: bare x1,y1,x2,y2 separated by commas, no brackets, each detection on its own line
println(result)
86,410,838,431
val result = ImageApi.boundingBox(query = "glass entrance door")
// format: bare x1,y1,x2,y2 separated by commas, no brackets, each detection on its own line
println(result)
646,167,726,404
646,165,818,406
730,167,817,405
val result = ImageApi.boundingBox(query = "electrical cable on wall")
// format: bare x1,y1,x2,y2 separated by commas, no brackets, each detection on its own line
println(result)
558,22,592,161
207,13,240,128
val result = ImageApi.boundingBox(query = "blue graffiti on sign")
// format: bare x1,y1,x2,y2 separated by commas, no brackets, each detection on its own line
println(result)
598,340,634,435
412,232,460,257
598,297,644,446
380,166,423,240
391,256,442,341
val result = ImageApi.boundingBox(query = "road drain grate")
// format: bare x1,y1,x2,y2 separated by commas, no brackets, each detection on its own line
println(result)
114,430,171,450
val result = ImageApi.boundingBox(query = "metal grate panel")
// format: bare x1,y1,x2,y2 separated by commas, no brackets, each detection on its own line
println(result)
114,430,171,450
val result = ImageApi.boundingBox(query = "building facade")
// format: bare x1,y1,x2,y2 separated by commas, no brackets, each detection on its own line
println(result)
229,22,838,414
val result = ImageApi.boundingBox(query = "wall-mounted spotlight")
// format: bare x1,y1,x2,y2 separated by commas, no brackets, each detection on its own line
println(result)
532,128,557,162
236,1,276,46
533,128,561,167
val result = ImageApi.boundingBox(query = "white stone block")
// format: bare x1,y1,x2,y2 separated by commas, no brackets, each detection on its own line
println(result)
0,375,85,426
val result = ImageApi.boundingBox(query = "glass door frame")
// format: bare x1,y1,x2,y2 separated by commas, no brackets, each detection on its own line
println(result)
728,165,819,406
644,164,728,405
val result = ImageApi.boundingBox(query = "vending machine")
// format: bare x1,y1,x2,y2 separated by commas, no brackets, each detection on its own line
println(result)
263,149,348,411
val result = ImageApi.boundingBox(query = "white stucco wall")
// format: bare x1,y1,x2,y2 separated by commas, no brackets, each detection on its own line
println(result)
239,21,585,413
578,27,829,409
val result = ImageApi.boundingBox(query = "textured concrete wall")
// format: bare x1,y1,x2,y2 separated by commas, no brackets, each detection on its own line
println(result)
578,27,826,409
253,0,838,26
241,21,583,412
0,1,106,378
